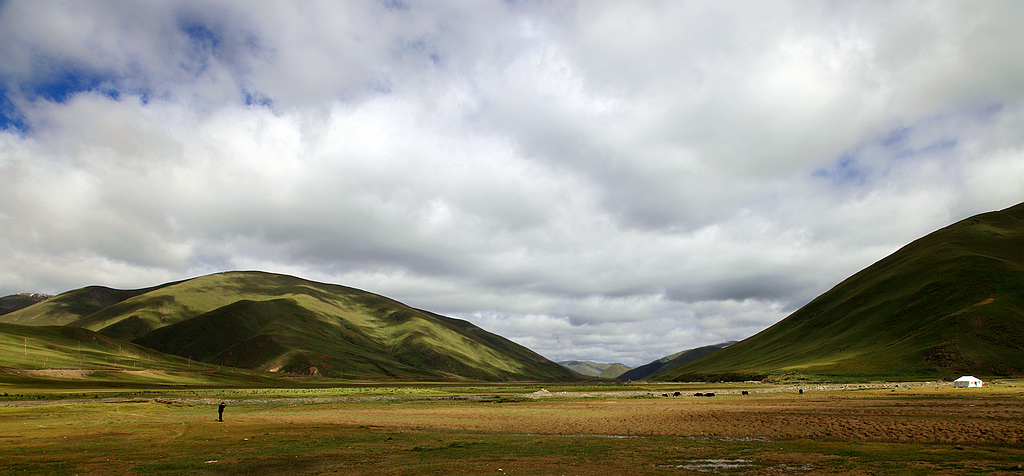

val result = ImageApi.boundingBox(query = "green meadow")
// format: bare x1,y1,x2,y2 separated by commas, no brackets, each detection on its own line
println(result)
2,381,1023,475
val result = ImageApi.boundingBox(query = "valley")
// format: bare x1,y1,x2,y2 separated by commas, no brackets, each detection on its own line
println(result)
2,203,1023,474
1,381,1022,475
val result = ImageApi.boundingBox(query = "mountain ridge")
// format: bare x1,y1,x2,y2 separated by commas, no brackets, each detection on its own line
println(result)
0,293,53,316
618,343,733,381
654,202,1024,381
1,271,578,381
558,360,632,378
7,202,1024,383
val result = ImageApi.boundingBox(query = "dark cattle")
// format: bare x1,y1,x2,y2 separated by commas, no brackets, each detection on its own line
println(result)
694,393,704,397
705,393,715,397
673,392,681,397
741,391,749,395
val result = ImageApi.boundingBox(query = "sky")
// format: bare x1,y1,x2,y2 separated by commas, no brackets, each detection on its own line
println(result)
1,1,1023,367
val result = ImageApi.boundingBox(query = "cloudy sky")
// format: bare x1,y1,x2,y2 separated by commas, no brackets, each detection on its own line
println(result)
2,1,1023,366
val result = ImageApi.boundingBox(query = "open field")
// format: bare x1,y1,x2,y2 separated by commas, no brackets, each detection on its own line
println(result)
1,381,1023,475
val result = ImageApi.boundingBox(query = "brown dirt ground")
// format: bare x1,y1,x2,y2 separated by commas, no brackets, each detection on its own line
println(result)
244,389,1024,446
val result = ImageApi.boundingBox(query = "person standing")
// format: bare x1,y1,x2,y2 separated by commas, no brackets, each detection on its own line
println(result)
218,402,226,422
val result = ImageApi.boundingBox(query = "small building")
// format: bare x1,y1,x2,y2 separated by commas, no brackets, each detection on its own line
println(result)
954,376,983,388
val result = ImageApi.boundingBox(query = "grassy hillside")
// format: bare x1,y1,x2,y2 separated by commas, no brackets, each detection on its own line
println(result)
0,322,155,370
1,322,206,377
656,202,1024,382
0,294,52,316
0,322,308,388
0,283,180,326
3,272,577,381
617,344,727,381
557,361,632,379
599,363,631,379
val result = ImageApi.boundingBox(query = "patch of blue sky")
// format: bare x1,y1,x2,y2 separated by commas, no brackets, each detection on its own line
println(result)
812,154,869,186
368,75,393,96
893,138,958,160
175,15,269,100
28,67,121,104
874,125,957,159
177,19,222,75
398,37,443,67
815,136,959,187
179,17,223,53
878,126,910,148
814,108,983,188
0,84,28,133
382,0,411,12
1,64,131,133
244,90,273,108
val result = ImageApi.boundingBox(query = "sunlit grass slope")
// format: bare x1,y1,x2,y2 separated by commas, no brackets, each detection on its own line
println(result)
0,322,292,388
0,283,180,327
657,202,1024,382
0,322,168,371
4,272,576,381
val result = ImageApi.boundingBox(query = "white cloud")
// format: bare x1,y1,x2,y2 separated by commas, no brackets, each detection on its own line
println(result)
1,1,1022,366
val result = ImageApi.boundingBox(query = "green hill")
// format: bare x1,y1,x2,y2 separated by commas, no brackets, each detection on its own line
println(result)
2,271,577,381
599,363,632,379
558,361,632,378
0,322,301,387
617,343,729,381
1,322,197,374
0,294,52,316
1,283,180,326
655,202,1024,382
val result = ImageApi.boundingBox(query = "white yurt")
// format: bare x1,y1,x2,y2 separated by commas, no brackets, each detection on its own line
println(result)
953,376,983,388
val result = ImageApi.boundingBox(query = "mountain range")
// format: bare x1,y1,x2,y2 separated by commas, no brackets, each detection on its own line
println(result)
3,202,1024,382
0,272,577,381
557,361,631,378
617,342,735,381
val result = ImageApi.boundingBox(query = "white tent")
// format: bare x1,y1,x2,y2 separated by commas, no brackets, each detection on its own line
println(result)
954,376,983,388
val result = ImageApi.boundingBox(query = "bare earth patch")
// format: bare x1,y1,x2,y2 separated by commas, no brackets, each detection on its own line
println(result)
12,369,93,379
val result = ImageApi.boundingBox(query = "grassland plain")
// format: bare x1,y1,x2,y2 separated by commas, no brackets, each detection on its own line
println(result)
1,381,1023,475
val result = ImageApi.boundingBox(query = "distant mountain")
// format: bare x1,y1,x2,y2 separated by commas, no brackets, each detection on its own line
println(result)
0,293,53,316
559,360,632,378
558,361,606,376
0,271,578,381
1,283,180,326
617,343,733,381
599,363,632,379
655,202,1024,382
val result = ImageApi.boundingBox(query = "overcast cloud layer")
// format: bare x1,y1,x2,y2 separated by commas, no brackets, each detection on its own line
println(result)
2,1,1023,366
